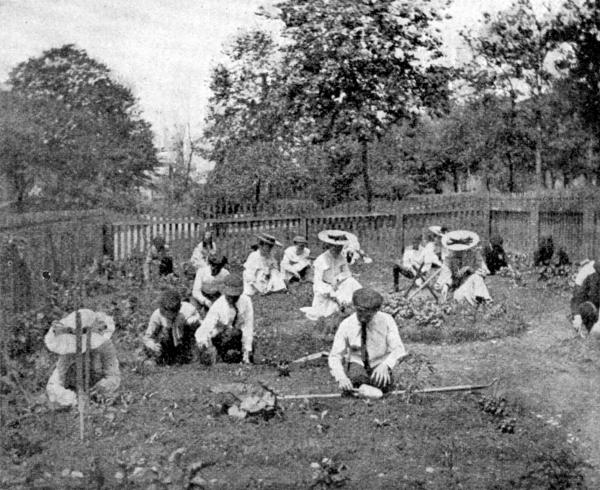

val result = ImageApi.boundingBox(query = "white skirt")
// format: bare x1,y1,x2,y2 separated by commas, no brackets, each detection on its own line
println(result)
282,262,311,281
244,270,287,296
300,277,362,320
453,274,491,305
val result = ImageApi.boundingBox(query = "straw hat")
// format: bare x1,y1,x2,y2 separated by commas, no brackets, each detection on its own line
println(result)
221,274,244,296
44,309,115,355
292,235,308,245
255,233,282,247
317,229,349,245
441,230,480,252
428,225,448,237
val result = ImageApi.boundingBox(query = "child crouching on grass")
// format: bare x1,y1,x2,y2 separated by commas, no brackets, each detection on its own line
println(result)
142,289,201,365
328,288,408,393
45,310,120,408
195,274,254,365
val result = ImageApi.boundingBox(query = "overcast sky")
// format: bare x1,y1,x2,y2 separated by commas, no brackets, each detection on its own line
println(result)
0,0,563,145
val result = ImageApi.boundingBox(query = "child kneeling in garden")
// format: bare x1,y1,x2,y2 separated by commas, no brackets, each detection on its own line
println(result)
143,289,201,365
328,288,408,393
45,310,121,408
195,274,254,365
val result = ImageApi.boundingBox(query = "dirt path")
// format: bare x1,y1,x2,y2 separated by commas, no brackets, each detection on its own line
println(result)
413,304,600,484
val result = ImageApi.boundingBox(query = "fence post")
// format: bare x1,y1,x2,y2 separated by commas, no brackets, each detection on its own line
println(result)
483,193,492,240
102,223,114,259
528,199,540,259
395,207,405,251
583,203,595,259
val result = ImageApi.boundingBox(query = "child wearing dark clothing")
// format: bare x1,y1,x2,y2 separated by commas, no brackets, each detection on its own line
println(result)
483,235,508,275
533,236,554,267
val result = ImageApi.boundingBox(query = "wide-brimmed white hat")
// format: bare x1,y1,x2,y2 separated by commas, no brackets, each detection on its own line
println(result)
318,229,349,246
44,309,115,355
428,225,448,237
255,233,282,247
441,230,480,252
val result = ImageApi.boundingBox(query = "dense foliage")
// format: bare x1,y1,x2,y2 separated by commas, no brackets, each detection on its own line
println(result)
200,0,600,206
203,0,453,209
2,44,159,210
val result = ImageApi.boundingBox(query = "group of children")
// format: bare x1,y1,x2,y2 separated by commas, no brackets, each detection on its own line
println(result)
44,228,383,406
394,226,511,307
48,224,590,408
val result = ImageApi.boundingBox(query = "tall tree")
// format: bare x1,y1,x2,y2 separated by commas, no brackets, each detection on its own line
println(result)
276,0,452,210
7,44,158,207
462,0,560,189
551,0,600,182
203,30,306,210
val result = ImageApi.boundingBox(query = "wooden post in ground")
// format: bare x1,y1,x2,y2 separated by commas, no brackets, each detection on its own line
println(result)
484,192,492,240
395,207,405,253
582,203,595,260
0,307,6,430
85,328,91,399
528,199,540,262
75,310,85,442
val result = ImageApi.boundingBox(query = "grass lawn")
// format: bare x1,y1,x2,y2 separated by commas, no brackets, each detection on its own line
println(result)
0,259,594,488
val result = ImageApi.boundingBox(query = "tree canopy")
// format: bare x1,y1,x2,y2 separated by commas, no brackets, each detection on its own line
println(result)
202,1,454,209
4,44,158,209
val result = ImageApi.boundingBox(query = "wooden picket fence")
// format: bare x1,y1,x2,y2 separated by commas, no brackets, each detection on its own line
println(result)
108,214,398,264
1,192,600,312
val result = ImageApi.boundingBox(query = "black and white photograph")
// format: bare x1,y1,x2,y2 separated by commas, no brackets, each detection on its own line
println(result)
1,0,599,487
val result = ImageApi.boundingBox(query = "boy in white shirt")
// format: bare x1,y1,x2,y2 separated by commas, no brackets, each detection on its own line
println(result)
393,234,424,292
329,288,408,392
192,253,230,314
195,274,254,364
143,289,201,365
280,235,312,284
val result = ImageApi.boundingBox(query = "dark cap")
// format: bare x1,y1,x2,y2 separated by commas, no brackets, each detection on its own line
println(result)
208,253,228,267
221,274,244,296
159,289,181,312
490,234,504,247
152,235,166,249
352,288,383,310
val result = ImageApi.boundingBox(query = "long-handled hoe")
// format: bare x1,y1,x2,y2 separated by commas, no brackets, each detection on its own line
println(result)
277,379,497,401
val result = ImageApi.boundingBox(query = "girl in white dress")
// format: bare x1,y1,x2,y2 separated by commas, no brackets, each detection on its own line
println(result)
301,230,362,321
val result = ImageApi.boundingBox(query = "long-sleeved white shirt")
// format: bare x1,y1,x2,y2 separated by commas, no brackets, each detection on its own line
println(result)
192,266,230,306
194,294,254,353
402,243,441,272
421,241,442,268
243,250,279,284
576,261,596,286
328,311,407,383
313,250,352,297
402,247,423,271
280,246,311,276
144,302,201,350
